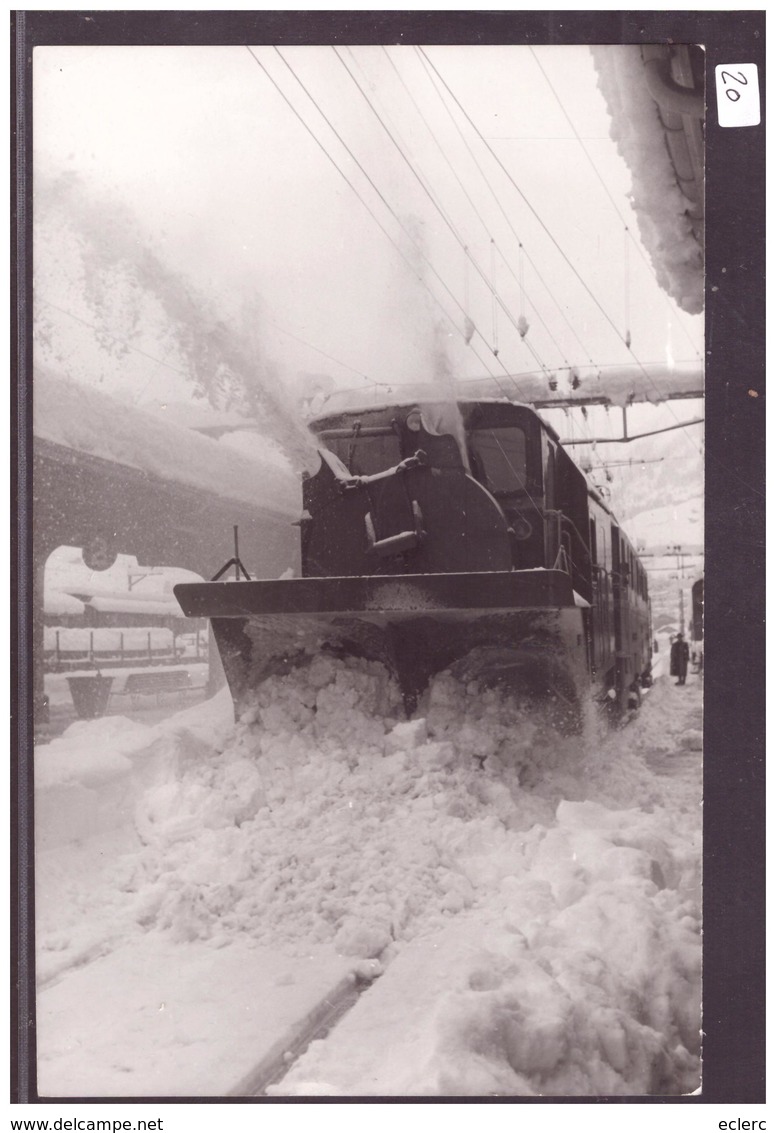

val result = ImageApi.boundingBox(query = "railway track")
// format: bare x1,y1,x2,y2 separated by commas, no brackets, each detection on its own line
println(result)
228,971,375,1097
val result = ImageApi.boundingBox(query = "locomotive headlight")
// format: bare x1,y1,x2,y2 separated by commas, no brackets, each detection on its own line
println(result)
406,408,423,432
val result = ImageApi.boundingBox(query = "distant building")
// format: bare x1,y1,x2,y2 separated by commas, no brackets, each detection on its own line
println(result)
45,545,204,631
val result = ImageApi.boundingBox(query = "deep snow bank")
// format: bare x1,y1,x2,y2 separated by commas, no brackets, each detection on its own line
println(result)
35,656,701,1097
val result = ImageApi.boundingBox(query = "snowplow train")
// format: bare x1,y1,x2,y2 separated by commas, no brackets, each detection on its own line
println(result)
174,393,652,727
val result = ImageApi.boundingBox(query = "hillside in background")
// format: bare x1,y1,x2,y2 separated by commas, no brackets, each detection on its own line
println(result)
590,428,703,550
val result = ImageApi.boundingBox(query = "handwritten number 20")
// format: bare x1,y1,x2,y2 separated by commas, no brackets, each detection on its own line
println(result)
721,69,748,103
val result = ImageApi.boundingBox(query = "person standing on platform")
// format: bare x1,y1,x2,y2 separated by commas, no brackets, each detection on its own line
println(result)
670,632,690,685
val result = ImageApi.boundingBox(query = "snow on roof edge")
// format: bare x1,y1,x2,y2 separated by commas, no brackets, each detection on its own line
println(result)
310,364,704,422
33,367,300,519
590,46,703,316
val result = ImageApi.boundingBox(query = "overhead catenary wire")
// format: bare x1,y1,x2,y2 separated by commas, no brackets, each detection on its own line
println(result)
418,47,705,461
491,237,577,369
378,48,577,369
380,46,501,248
244,46,516,397
266,46,512,385
248,45,710,477
37,84,485,412
332,46,562,391
380,45,573,366
483,428,549,528
267,44,651,415
345,45,551,375
528,46,702,361
380,41,580,371
377,45,576,370
39,293,386,401
413,45,599,369
262,47,548,405
475,60,706,459
266,319,380,386
341,47,467,249
37,298,191,381
333,49,552,371
419,46,647,352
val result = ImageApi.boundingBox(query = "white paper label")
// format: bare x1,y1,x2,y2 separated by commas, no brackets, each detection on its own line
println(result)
716,64,760,127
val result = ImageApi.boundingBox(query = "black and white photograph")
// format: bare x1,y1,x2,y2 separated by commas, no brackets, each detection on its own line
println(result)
13,11,764,1107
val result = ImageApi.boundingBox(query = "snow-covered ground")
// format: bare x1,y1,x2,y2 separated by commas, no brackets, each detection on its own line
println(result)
41,663,209,745
34,648,701,1099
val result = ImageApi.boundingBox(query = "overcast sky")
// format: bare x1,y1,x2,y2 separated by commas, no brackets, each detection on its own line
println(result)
34,45,702,376
33,43,703,510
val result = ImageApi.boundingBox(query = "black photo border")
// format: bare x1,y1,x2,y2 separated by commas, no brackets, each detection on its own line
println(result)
11,8,766,1106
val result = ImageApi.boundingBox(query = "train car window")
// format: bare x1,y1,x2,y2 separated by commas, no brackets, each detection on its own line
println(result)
590,518,598,565
325,433,402,477
469,427,527,495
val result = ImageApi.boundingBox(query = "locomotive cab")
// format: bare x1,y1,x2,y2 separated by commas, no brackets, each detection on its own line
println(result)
308,399,560,580
175,391,651,722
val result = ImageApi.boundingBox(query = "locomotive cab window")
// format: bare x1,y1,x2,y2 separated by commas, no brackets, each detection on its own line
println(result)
468,427,527,495
324,431,401,477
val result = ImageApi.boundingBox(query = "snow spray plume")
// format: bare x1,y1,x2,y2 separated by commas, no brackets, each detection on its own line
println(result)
398,214,469,463
34,173,319,472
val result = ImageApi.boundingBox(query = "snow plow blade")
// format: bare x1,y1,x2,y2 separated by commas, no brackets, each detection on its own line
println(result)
174,569,588,722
